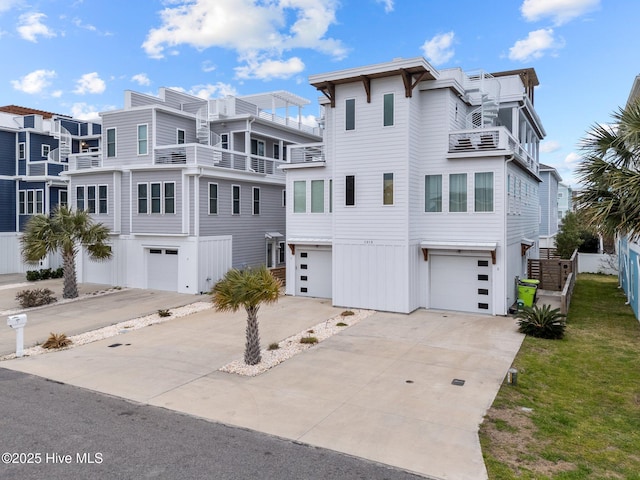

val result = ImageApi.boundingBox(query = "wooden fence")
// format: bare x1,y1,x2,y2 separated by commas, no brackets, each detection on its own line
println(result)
528,250,578,291
269,266,286,286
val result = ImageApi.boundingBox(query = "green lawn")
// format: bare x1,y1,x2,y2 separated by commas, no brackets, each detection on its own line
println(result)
480,274,640,479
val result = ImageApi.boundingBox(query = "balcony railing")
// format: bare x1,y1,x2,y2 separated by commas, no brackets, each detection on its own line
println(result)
68,153,102,170
287,143,325,164
448,127,537,173
256,111,322,136
26,161,68,176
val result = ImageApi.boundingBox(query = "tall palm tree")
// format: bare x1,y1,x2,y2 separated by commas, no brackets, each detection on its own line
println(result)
577,98,640,239
21,206,112,299
211,265,281,365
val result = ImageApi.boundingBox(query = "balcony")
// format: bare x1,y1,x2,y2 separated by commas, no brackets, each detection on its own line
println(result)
448,127,538,174
287,143,325,164
26,160,68,176
68,153,102,170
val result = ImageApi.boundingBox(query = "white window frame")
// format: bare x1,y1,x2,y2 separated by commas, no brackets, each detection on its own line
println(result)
177,129,185,145
252,187,260,215
18,190,26,215
19,189,44,215
106,128,117,158
345,175,356,206
293,181,306,213
383,173,394,206
449,173,468,213
98,185,108,214
345,98,355,131
273,144,280,160
208,183,218,215
87,185,97,214
41,144,50,158
137,183,148,214
220,133,229,149
474,172,494,213
59,190,68,209
164,182,175,214
18,142,25,160
232,185,241,215
383,93,394,127
76,185,86,212
251,139,265,157
311,179,324,213
137,124,148,155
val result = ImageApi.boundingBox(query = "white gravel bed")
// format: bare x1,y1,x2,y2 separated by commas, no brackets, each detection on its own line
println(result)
0,301,212,361
219,309,375,377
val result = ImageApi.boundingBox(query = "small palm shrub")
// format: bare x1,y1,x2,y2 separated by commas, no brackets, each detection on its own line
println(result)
42,333,72,349
267,342,280,350
300,336,318,344
16,288,57,308
157,309,171,317
516,304,567,339
336,322,348,327
341,310,355,317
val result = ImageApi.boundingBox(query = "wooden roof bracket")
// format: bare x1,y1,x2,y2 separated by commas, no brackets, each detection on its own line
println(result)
401,69,429,98
360,76,371,103
521,243,533,256
421,248,429,261
288,243,295,255
319,82,336,108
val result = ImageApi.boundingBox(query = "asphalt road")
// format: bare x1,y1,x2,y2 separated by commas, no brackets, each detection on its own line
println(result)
0,368,425,480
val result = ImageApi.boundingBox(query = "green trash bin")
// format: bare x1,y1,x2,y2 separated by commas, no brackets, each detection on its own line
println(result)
517,279,539,307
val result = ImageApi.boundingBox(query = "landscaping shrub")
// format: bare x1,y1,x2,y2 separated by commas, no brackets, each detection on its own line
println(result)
39,268,52,280
53,267,64,278
300,336,318,344
15,288,57,308
26,270,41,282
516,304,566,339
157,309,171,318
26,268,64,281
336,322,348,327
341,310,355,316
267,342,280,350
42,333,72,349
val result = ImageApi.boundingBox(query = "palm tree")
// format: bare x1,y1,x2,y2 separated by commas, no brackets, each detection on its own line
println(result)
210,265,282,365
21,206,112,299
577,98,640,238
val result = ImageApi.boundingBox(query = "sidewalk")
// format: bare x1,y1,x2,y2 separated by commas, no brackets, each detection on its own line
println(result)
2,295,524,480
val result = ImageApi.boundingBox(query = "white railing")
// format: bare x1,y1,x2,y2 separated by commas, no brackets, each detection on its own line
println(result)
448,126,537,173
256,111,321,136
27,161,68,176
287,143,325,163
68,153,102,170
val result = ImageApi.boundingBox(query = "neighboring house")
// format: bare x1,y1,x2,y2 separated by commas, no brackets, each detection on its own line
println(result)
538,163,562,248
282,57,545,315
67,88,321,293
557,182,572,223
0,105,101,273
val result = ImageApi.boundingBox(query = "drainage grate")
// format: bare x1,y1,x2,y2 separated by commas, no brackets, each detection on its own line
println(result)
451,379,465,386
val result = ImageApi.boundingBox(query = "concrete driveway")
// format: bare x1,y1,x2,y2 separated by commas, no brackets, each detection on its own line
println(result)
2,294,523,480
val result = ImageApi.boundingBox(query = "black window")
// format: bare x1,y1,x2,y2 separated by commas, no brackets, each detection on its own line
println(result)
345,99,355,131
346,175,355,206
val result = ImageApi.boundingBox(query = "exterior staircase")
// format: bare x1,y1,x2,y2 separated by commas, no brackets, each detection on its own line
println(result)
196,105,210,145
49,120,72,162
465,71,500,129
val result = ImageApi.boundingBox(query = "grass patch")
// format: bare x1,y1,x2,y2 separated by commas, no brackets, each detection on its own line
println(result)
300,336,318,345
267,342,280,351
480,274,640,479
336,322,348,327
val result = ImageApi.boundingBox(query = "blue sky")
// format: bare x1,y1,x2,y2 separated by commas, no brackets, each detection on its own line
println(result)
0,0,637,186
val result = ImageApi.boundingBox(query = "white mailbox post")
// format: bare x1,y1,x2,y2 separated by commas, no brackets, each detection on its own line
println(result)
7,314,27,357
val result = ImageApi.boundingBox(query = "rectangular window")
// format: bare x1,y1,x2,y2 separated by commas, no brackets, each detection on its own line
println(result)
425,175,442,212
208,183,218,214
164,182,175,214
273,144,280,160
177,129,185,145
282,189,286,207
232,185,240,215
138,184,148,214
293,181,306,213
383,173,394,205
345,175,355,206
18,142,25,160
42,144,50,157
59,190,68,209
474,172,494,212
106,128,116,157
345,98,355,131
220,133,229,149
383,93,394,127
311,180,324,213
278,241,285,264
137,124,148,155
151,183,161,214
27,190,34,214
329,179,333,213
18,191,26,215
252,187,260,215
449,173,467,212
98,185,108,214
250,139,265,157
87,185,96,213
35,190,43,214
76,186,85,211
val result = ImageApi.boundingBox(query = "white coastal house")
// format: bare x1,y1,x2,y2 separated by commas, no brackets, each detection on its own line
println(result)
538,163,562,249
66,88,321,293
282,57,545,315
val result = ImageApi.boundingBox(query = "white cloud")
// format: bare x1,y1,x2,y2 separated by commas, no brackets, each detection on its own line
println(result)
73,17,97,32
540,140,561,153
508,28,564,62
171,82,238,99
70,102,101,120
52,90,63,98
521,0,599,25
17,12,56,42
74,72,106,94
142,0,346,80
0,0,21,13
201,60,216,72
421,31,455,66
565,152,581,164
235,55,305,80
11,69,56,94
132,73,151,86
376,0,393,13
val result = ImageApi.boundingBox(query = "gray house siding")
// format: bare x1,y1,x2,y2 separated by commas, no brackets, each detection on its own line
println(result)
156,111,197,146
198,177,285,268
130,169,183,234
102,110,153,167
70,172,116,231
539,171,550,235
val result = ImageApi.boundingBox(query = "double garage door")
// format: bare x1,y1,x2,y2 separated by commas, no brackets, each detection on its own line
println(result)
147,248,179,291
296,248,332,298
430,254,492,314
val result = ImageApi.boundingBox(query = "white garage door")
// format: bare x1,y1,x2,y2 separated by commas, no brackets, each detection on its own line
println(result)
430,255,492,313
147,248,179,291
296,249,332,298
